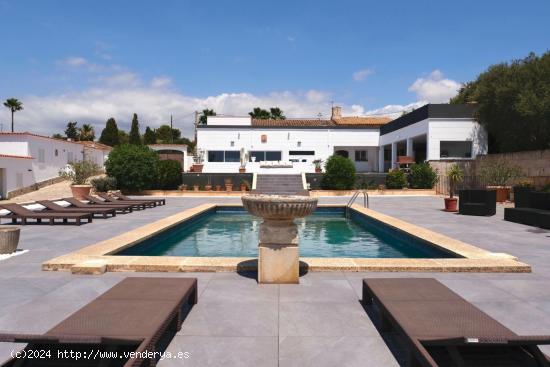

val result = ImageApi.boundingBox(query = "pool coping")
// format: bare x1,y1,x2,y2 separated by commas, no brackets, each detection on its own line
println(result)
42,203,531,274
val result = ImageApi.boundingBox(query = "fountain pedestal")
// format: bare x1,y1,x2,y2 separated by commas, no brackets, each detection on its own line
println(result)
242,194,318,284
258,219,299,283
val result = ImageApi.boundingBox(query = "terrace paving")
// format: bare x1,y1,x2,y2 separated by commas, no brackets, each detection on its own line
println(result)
0,196,549,366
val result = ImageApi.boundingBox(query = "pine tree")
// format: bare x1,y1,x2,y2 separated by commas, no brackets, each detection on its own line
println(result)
99,118,120,146
143,126,157,145
65,121,79,140
129,113,141,145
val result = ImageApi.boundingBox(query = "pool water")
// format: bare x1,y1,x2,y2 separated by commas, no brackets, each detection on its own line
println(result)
118,208,455,258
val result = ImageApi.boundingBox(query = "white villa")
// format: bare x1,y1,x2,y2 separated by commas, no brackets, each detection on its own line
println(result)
196,104,487,174
0,132,111,199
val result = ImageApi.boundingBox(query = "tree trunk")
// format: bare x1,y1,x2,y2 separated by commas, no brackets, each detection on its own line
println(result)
11,110,14,132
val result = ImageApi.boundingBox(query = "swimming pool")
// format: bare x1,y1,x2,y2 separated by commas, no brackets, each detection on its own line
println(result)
117,207,456,259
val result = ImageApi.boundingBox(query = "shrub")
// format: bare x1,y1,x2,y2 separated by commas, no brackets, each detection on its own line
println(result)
90,176,117,192
156,160,182,189
105,144,159,191
447,164,464,198
320,155,356,190
409,162,438,189
59,160,100,185
386,169,408,189
479,159,521,186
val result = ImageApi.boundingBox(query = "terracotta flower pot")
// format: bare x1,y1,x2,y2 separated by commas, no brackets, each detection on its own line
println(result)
444,197,458,212
215,185,222,191
315,167,322,173
179,184,187,191
240,184,247,191
225,184,233,192
71,184,92,200
193,164,203,173
239,167,246,173
193,185,200,192
0,226,20,254
495,187,510,203
204,185,212,191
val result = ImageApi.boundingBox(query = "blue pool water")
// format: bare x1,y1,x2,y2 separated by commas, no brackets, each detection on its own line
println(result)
117,207,456,258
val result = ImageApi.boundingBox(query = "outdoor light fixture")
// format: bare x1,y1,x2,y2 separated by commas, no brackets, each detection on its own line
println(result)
297,141,302,147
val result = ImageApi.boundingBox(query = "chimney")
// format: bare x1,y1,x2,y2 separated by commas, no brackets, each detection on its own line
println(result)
331,105,342,120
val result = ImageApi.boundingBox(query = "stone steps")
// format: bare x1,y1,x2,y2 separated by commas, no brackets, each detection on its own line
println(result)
254,174,307,196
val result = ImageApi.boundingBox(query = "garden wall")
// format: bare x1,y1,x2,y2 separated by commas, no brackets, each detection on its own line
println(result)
181,173,253,188
306,173,386,190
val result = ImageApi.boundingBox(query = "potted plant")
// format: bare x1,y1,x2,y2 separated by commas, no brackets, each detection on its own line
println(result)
204,176,212,191
224,177,233,192
0,226,20,255
192,148,204,173
240,179,251,191
313,159,323,173
513,179,534,208
239,148,249,173
59,160,100,199
445,164,464,212
479,160,521,202
215,184,222,191
193,184,200,192
178,184,187,191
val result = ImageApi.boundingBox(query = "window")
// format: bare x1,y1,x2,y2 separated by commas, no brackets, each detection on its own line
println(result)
355,150,368,162
54,149,58,157
289,151,315,156
265,151,282,161
207,150,240,162
38,148,45,163
440,141,472,158
224,151,240,162
250,151,281,161
208,151,224,162
67,151,74,163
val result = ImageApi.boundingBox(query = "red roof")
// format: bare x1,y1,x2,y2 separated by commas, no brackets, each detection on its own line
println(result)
0,153,33,159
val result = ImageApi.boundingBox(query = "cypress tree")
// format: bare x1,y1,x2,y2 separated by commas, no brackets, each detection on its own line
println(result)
99,117,120,146
129,113,141,145
143,126,157,145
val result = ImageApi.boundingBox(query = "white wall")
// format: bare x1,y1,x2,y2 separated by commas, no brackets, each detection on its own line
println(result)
428,119,488,160
197,127,380,173
0,141,29,156
0,158,34,198
207,116,251,126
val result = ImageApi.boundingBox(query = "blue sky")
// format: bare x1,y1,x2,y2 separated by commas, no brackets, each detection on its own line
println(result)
1,0,549,137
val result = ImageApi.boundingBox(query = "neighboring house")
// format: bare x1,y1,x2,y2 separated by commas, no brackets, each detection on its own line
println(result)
196,104,487,174
147,144,189,172
0,132,111,199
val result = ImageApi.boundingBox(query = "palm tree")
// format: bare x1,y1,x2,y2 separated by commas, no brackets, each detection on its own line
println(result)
269,107,285,120
249,107,271,119
3,98,23,132
79,124,95,141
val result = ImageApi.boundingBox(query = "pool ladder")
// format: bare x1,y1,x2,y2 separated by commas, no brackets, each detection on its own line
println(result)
346,190,369,218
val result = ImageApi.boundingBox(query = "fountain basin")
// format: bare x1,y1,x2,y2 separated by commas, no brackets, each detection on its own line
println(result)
241,194,318,220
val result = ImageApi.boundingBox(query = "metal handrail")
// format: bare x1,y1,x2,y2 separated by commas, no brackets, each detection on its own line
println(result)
346,190,369,217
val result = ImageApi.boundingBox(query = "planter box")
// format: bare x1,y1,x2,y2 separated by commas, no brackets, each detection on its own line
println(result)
0,227,20,254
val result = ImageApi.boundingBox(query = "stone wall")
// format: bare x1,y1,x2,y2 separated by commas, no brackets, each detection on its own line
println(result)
7,177,66,199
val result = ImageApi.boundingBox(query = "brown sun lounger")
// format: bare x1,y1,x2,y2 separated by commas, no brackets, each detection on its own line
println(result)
63,197,134,214
111,191,166,206
85,194,149,210
36,200,117,218
0,203,92,225
97,192,156,208
363,278,550,367
0,277,197,367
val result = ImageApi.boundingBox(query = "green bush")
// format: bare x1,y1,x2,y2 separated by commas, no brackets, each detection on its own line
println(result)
90,176,117,192
59,160,100,185
320,155,356,190
105,144,159,191
156,160,182,189
409,162,438,189
386,169,408,189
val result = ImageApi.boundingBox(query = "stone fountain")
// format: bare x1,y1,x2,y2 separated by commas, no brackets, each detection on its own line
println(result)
242,194,318,284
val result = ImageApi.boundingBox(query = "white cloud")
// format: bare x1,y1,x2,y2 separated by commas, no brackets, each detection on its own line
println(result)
352,68,374,82
61,57,88,67
97,72,140,87
151,76,172,88
408,70,461,103
286,36,295,42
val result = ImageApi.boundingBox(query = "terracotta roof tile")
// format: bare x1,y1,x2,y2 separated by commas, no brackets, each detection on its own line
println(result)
251,119,335,127
0,154,33,159
332,116,392,125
